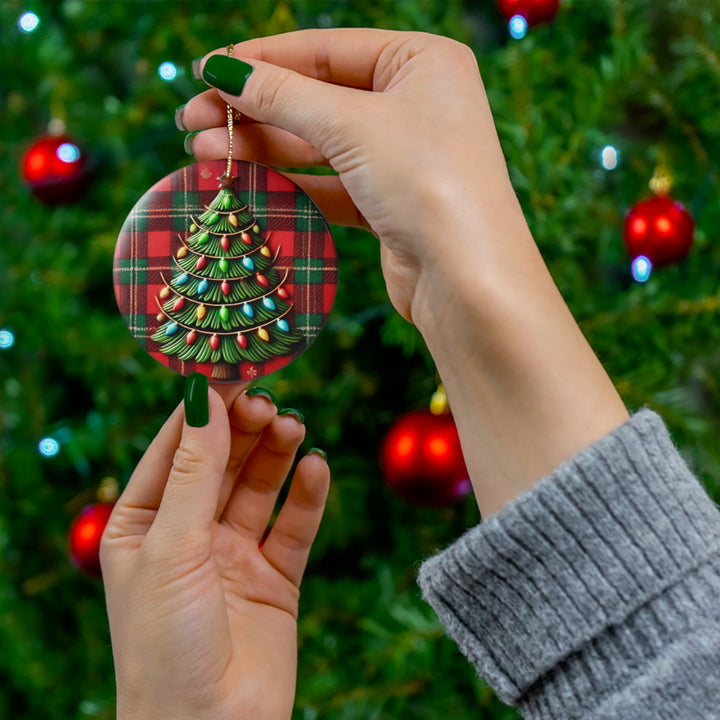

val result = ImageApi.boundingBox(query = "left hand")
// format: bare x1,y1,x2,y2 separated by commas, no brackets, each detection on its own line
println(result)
101,383,330,720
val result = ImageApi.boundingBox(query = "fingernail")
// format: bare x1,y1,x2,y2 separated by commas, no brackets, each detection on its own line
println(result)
246,386,277,405
174,104,187,131
191,56,204,80
202,55,254,96
278,407,305,424
184,131,200,155
185,372,209,427
308,447,327,462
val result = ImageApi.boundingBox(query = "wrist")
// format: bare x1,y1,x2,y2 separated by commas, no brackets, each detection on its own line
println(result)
409,185,535,336
409,197,628,517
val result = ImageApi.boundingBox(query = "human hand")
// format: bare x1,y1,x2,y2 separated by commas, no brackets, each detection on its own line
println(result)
180,30,628,519
180,29,523,325
101,377,329,720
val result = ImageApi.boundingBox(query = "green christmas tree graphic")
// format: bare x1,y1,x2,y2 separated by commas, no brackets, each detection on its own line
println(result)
152,181,303,379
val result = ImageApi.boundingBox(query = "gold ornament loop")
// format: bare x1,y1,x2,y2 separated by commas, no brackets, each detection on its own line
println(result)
97,476,120,503
649,150,673,196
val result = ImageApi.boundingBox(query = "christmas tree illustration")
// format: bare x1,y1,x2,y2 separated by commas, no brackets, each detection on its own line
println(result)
151,179,304,379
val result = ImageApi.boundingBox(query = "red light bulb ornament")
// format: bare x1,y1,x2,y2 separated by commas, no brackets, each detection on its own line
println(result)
22,127,89,205
68,477,118,575
624,161,694,280
380,385,471,507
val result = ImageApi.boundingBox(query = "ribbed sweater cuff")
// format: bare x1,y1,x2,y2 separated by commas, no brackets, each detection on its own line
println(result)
417,409,720,715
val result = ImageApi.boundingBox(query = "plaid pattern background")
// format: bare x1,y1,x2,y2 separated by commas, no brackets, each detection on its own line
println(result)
113,160,337,382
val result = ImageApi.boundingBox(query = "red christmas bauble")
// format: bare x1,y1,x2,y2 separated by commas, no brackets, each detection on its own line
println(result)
380,410,471,506
69,503,114,575
497,0,560,25
624,194,694,267
22,134,89,204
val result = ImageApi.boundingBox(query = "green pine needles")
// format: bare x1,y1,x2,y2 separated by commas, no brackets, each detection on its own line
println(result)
152,183,304,374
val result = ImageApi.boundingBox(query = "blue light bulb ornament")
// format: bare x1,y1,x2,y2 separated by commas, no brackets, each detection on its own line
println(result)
0,329,15,349
242,257,255,271
158,62,178,81
631,255,653,283
176,273,189,286
276,319,289,332
262,297,276,311
39,437,60,457
242,303,254,318
509,14,528,39
197,279,209,294
165,322,179,335
18,12,40,33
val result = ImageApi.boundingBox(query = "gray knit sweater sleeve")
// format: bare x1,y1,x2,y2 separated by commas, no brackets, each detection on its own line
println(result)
417,409,720,719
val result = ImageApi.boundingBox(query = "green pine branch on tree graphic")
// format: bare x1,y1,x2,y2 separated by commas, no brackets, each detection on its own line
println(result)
151,181,304,377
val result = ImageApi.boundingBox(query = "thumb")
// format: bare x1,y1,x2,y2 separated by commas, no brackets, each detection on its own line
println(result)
199,53,359,157
152,373,231,538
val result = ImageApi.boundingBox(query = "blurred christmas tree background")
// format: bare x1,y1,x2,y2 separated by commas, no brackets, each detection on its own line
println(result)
1,1,719,718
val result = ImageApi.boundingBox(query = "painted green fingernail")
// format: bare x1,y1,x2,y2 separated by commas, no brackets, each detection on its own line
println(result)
174,104,187,131
191,56,204,80
184,373,209,427
246,386,277,405
183,131,200,155
308,447,327,462
202,55,254,96
278,408,305,424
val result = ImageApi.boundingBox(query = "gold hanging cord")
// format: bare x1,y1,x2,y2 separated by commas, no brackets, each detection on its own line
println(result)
222,44,236,183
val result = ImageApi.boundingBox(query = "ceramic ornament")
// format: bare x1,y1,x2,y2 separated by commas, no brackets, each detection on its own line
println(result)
114,157,336,382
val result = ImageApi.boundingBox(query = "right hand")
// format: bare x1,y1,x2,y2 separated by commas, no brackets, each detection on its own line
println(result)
180,29,524,325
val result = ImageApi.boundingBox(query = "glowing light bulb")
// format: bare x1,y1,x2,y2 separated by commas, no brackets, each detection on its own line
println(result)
632,255,652,283
395,434,414,458
600,145,619,170
631,217,647,238
158,62,178,81
57,143,80,163
0,329,15,349
39,437,60,457
428,437,449,458
78,521,100,542
509,15,528,39
19,12,40,33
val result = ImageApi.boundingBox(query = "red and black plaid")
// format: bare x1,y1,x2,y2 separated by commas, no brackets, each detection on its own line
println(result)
113,160,337,382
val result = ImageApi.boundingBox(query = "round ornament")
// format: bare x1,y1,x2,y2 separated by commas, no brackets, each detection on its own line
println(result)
69,502,114,575
113,159,337,382
380,409,471,507
624,194,694,268
497,0,560,25
22,134,89,204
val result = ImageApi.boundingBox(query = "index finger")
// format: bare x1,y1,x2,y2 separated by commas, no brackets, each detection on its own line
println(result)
213,27,402,90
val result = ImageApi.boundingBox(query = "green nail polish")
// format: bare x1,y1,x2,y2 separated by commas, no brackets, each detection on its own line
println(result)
191,56,204,80
183,131,200,155
278,408,305,424
308,447,327,462
246,386,277,405
174,104,187,131
184,373,209,427
202,55,254,96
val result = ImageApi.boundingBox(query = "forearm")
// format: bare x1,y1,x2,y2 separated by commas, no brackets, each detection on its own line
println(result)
411,188,629,517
